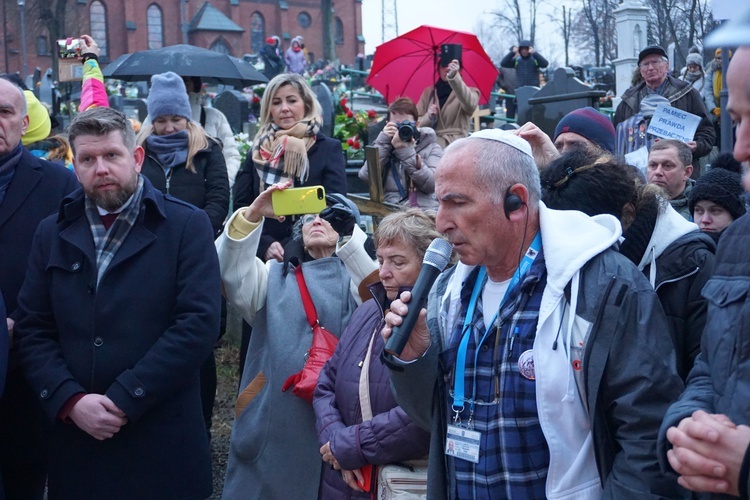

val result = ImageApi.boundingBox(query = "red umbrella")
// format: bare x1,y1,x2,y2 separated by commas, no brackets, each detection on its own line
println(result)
367,25,498,105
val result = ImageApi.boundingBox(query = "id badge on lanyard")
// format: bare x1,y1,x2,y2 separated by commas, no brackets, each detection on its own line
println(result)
445,233,541,463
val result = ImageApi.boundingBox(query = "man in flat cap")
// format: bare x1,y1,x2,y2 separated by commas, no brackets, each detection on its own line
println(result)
614,45,715,165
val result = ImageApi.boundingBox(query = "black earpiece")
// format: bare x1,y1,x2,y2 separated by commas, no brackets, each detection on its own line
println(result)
504,186,523,219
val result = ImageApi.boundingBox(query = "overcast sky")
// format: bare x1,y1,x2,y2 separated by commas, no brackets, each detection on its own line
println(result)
361,0,494,52
360,0,584,67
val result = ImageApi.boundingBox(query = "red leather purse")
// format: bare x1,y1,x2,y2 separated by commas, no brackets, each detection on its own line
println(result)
281,265,339,404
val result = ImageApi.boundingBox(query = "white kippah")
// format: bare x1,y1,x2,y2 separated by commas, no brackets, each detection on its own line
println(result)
469,129,533,159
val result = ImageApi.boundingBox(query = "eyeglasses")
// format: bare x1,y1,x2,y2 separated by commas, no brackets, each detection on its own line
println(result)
301,214,319,225
639,59,665,68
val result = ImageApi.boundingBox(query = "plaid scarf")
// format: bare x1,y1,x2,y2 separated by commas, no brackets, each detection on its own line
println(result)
251,118,320,188
84,175,145,286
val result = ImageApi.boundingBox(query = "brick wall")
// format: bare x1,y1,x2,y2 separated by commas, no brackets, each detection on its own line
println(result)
0,0,363,78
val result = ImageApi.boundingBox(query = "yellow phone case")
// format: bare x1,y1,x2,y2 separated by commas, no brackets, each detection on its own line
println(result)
271,186,327,216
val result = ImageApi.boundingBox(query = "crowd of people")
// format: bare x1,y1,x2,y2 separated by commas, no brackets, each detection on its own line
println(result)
0,15,750,500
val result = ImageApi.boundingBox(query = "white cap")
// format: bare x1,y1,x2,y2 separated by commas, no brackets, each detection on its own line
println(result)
469,129,533,159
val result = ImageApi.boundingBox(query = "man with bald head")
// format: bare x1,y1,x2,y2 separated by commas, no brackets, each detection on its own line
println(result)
660,39,750,498
381,129,682,498
0,77,78,498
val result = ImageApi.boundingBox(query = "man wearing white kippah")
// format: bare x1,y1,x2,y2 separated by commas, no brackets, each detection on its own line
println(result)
382,129,684,499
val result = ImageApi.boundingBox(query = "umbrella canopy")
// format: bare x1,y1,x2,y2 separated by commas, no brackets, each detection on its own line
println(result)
103,44,267,88
367,25,498,105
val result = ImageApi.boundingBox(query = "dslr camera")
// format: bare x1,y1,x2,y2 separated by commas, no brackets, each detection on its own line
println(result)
396,121,420,142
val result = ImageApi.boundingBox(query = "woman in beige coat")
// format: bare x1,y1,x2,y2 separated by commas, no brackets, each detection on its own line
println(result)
416,58,480,148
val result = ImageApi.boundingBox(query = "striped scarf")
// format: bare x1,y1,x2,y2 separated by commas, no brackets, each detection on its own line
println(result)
251,118,320,188
84,175,145,286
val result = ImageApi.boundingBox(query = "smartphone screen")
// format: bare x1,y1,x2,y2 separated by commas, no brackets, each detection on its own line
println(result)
57,38,83,59
271,186,326,216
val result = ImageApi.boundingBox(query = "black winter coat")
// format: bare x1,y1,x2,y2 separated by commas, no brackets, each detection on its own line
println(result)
0,149,78,468
233,133,348,258
647,231,716,380
16,178,221,499
141,139,229,235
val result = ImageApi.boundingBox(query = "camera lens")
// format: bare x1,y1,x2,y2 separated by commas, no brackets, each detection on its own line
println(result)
397,122,419,142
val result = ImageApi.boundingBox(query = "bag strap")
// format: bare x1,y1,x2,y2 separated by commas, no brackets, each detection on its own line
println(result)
358,325,379,422
294,265,318,329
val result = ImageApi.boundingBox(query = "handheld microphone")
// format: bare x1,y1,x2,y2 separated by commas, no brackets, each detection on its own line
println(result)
385,238,452,356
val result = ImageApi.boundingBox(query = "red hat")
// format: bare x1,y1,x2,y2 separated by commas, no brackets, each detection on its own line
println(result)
266,37,275,45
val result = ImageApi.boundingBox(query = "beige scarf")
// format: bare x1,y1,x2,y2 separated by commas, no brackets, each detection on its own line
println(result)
251,118,321,187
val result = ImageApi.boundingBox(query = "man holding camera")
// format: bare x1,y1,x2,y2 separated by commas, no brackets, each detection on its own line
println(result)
359,97,443,209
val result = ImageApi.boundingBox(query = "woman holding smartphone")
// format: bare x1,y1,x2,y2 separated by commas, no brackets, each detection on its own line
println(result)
416,56,479,149
231,73,349,383
217,183,377,499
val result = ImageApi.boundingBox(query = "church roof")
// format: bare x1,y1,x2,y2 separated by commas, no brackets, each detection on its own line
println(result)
189,2,244,33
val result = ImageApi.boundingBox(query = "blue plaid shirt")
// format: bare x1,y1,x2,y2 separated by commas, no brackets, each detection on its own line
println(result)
441,252,549,499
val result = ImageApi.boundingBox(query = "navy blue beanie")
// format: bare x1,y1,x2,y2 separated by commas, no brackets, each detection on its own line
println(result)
147,71,192,121
554,107,616,154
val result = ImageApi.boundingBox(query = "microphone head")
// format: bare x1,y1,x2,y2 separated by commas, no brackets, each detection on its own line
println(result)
423,238,452,272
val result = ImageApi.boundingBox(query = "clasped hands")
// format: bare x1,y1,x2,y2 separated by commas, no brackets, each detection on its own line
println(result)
667,410,750,496
70,394,128,441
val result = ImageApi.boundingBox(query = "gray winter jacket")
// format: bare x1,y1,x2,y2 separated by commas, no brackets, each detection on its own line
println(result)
387,242,685,499
659,214,750,498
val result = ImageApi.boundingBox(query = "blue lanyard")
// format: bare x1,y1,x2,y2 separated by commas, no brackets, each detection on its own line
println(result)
451,232,542,419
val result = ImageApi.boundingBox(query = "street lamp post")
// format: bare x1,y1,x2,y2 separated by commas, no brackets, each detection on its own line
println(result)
17,0,27,79
181,0,188,44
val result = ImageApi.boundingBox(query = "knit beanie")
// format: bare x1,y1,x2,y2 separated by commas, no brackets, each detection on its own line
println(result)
147,72,191,121
21,90,51,146
685,53,703,67
689,167,745,220
553,107,616,154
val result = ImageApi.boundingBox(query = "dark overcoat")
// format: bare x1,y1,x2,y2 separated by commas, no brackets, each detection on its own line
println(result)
0,150,78,469
16,177,221,500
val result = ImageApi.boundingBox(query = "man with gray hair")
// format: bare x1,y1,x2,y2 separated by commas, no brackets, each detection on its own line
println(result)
0,76,78,499
15,106,220,498
614,45,715,164
382,129,683,498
